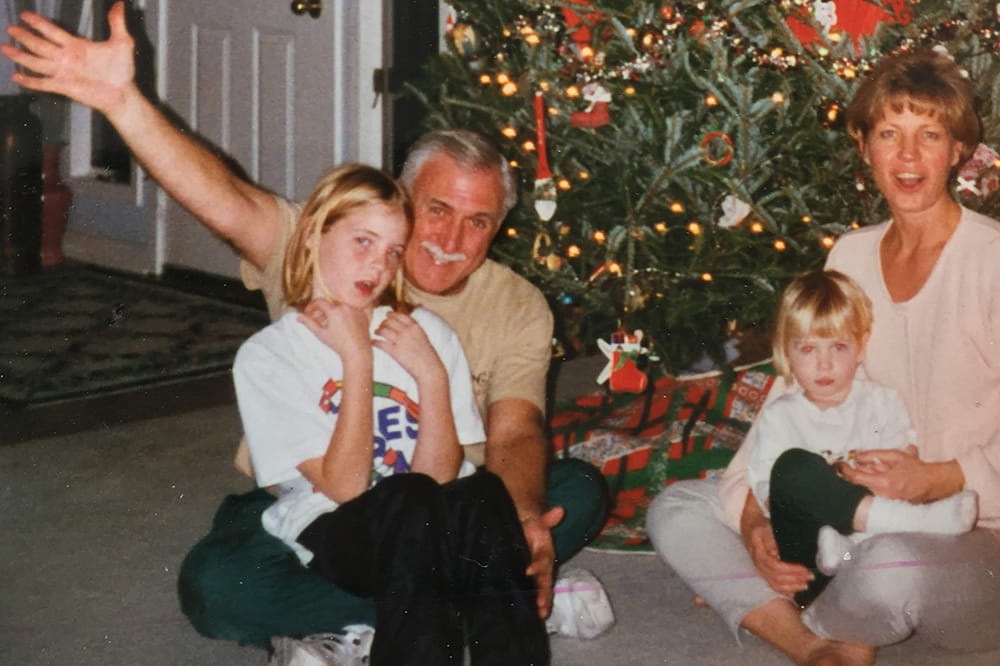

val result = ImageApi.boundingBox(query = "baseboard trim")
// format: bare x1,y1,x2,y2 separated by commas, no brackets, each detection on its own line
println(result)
62,229,156,275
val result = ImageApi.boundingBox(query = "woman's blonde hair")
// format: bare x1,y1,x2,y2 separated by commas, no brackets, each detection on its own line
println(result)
846,48,980,167
772,270,873,382
283,163,413,312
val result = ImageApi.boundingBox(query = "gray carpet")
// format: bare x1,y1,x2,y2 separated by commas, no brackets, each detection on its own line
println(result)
2,359,999,664
0,265,267,443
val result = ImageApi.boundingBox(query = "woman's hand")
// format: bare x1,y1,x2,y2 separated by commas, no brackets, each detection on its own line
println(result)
840,445,964,503
740,492,813,597
299,299,371,359
374,312,445,383
2,2,136,115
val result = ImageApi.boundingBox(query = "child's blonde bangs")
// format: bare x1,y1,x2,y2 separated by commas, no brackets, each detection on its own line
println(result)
772,270,873,381
281,164,413,312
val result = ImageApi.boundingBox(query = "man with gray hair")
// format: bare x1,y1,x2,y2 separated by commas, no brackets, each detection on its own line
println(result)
3,2,608,657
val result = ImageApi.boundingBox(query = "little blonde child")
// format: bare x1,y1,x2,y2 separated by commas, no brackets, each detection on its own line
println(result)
234,164,548,665
746,270,977,606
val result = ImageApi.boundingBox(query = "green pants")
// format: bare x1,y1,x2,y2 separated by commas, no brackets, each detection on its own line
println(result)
177,458,608,648
770,448,871,607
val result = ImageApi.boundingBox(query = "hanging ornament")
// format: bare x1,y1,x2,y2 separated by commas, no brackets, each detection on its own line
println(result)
786,0,909,50
717,195,751,228
533,92,557,221
450,22,482,59
957,143,1000,197
531,231,565,270
818,98,845,130
596,329,649,393
701,131,734,166
634,23,665,54
570,82,612,129
561,0,604,49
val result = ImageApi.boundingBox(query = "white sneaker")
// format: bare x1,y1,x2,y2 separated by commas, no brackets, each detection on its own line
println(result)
545,568,615,639
269,624,374,666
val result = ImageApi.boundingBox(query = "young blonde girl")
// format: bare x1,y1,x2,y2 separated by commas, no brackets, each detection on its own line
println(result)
234,164,549,665
746,270,977,606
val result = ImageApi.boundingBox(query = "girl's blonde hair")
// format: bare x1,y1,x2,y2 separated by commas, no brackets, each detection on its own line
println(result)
283,163,413,312
772,270,873,382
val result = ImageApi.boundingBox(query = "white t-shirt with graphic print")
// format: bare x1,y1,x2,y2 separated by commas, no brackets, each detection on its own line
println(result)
235,305,484,564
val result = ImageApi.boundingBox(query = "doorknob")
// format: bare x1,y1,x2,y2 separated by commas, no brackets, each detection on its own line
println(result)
290,0,321,19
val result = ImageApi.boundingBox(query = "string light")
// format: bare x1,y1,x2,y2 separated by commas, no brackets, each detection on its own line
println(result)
479,74,492,85
670,201,684,214
750,221,764,233
593,230,607,243
567,245,581,258
701,272,713,282
506,228,518,237
557,178,572,190
687,222,702,235
821,236,835,248
655,222,668,233
501,126,517,138
774,239,787,251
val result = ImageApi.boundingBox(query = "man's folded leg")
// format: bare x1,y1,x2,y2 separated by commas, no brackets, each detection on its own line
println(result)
548,457,610,563
177,488,375,649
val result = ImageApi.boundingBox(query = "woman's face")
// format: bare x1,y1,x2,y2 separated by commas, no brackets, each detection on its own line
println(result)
312,202,408,313
860,105,963,219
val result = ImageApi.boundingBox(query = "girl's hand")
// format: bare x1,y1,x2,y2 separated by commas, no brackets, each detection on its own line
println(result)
740,493,812,596
374,312,445,382
299,299,371,359
841,445,963,503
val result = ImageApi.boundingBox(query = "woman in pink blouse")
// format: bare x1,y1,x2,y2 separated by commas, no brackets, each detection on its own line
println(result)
649,48,1000,665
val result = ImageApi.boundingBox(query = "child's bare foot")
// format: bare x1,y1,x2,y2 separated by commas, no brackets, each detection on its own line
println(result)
803,639,876,666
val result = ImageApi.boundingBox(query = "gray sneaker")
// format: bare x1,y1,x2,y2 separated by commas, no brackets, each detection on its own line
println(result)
269,625,374,666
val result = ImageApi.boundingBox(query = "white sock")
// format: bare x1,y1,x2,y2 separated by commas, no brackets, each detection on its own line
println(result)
816,526,868,576
866,490,978,536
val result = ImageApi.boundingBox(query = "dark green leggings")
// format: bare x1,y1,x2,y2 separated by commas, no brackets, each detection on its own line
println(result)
770,448,871,607
177,458,609,648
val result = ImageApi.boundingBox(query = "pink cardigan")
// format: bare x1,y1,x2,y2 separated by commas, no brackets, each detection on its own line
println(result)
720,206,1000,529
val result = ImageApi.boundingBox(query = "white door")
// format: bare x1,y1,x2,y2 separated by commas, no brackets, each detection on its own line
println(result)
160,0,385,278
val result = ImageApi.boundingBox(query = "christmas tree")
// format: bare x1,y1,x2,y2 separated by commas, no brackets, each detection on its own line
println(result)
409,0,1000,374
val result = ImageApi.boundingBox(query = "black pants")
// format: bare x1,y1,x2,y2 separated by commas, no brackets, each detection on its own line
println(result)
769,448,871,607
297,470,550,666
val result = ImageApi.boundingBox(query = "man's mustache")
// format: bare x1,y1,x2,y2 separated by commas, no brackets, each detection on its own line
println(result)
421,241,467,264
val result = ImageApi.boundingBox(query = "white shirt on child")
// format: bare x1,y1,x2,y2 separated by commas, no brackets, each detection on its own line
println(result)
746,378,915,513
234,306,485,564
